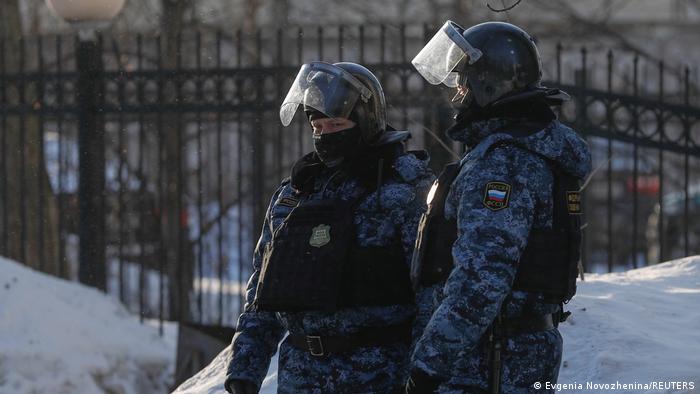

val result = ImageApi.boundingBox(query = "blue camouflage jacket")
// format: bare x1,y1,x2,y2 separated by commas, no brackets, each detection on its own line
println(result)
411,118,591,392
227,148,434,393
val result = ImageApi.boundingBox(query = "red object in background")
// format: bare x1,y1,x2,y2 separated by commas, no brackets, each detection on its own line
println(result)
626,175,660,195
180,208,189,228
152,207,190,228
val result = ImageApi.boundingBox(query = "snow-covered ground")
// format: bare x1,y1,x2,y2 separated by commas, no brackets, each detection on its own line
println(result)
174,256,700,394
172,344,279,394
558,256,700,392
0,256,177,394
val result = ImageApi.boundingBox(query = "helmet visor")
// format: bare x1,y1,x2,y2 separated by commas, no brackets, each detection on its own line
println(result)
279,62,371,126
443,71,460,88
411,21,483,86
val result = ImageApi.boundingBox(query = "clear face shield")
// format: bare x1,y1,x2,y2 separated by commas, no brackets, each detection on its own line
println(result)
279,62,372,127
411,21,483,87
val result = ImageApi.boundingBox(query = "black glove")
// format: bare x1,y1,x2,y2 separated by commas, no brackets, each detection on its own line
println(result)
405,368,442,393
224,379,257,394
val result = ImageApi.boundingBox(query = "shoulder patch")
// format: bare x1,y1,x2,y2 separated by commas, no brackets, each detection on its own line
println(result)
483,181,511,211
278,196,299,208
566,191,582,214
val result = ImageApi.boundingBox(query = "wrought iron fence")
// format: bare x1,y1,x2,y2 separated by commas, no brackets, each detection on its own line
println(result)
1,24,699,330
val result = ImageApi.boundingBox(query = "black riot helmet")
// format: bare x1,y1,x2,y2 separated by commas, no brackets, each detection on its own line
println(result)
332,62,387,144
413,21,567,108
280,61,407,146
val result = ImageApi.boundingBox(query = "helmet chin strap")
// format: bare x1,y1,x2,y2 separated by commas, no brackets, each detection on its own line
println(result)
451,84,474,110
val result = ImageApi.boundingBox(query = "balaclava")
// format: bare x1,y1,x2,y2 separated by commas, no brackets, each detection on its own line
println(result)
307,109,363,167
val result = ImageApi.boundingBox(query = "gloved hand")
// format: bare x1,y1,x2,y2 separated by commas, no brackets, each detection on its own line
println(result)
405,368,442,393
224,378,257,394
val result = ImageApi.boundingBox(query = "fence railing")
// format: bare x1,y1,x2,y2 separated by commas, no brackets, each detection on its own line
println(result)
1,25,698,329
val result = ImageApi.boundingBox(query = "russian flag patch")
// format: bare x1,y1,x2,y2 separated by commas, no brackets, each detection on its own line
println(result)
483,181,511,211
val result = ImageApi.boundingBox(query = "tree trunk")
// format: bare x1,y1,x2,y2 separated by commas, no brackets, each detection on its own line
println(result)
160,0,193,322
0,0,61,277
243,0,264,34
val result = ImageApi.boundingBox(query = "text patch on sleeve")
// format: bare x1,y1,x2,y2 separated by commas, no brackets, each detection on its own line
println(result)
483,181,511,211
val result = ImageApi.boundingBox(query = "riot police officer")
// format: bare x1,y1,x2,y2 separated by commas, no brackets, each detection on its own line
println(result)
224,61,434,393
406,22,592,393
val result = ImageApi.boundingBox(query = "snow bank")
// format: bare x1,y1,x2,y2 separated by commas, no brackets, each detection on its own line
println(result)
0,257,176,394
172,344,278,394
175,256,700,393
558,256,700,392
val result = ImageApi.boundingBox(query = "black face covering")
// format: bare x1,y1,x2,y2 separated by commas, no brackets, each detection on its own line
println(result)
313,126,362,167
306,109,363,167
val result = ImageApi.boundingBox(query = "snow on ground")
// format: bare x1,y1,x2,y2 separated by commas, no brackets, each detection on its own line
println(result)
175,256,700,394
558,256,700,392
0,257,177,394
172,343,278,394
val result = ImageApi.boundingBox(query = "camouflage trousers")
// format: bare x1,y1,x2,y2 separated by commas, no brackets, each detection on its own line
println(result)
435,329,563,394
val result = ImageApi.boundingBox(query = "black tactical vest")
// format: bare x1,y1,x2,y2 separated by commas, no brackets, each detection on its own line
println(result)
254,190,413,313
411,138,582,304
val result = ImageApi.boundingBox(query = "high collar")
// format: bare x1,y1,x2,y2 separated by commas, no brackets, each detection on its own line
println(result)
446,117,512,147
446,97,557,148
290,142,406,195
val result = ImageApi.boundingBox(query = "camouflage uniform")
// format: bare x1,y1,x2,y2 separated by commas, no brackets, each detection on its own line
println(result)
411,118,591,393
226,149,434,393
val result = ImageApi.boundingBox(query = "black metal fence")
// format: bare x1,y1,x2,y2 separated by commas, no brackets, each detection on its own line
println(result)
1,24,699,329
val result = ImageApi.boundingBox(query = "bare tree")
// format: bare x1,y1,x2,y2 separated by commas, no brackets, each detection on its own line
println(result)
160,0,196,322
0,0,61,276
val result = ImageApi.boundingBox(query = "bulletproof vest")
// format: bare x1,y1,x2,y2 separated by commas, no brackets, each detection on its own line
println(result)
411,136,582,304
254,189,413,313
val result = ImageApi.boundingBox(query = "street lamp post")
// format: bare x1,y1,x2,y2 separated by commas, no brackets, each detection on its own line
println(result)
46,0,125,291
